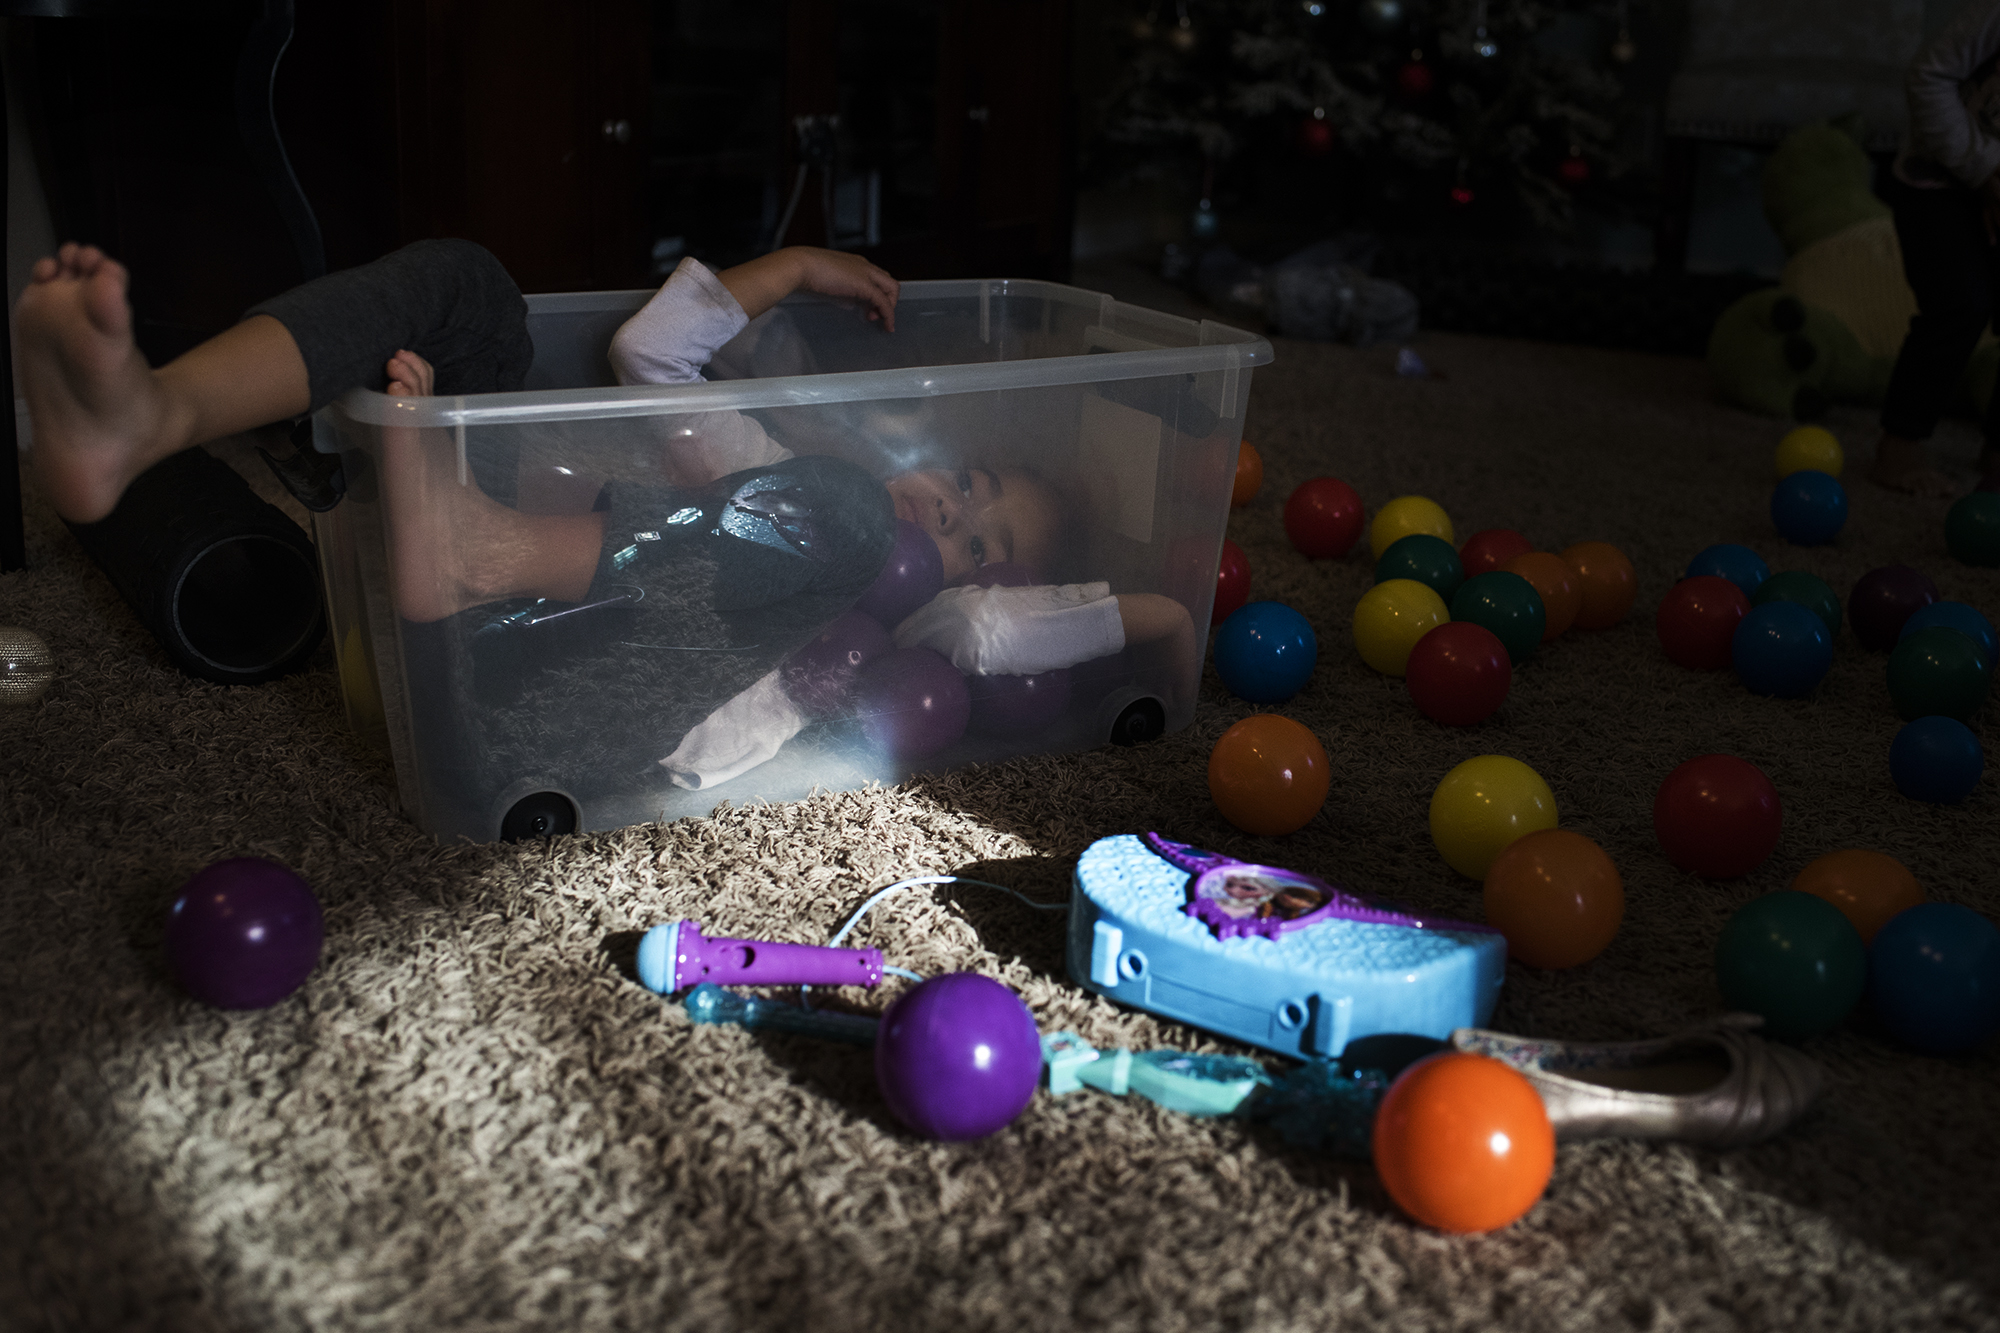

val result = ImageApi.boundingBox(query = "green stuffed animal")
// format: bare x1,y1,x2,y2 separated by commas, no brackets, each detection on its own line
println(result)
1708,288,1891,421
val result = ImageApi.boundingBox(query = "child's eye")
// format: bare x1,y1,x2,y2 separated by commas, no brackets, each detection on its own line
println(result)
956,469,973,494
969,536,986,565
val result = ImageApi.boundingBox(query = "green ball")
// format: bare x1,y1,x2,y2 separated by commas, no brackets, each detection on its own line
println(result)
1751,569,1842,640
1449,571,1545,666
1946,492,2000,568
1715,891,1866,1039
1374,534,1465,602
1888,626,1992,721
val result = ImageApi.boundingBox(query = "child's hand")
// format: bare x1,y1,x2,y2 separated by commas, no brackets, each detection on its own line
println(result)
385,349,434,397
786,247,901,331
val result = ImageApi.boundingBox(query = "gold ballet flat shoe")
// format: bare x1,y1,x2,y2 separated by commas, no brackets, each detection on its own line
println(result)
1448,1013,1825,1148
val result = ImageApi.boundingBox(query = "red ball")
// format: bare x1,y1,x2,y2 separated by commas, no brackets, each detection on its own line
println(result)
1284,477,1365,559
1459,528,1533,576
1397,60,1434,95
1300,117,1335,154
1656,575,1751,670
1558,154,1590,185
1653,754,1782,879
1214,538,1251,624
1405,622,1512,726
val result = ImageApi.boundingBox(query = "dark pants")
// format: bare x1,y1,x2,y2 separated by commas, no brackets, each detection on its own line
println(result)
257,239,894,804
1881,174,2000,444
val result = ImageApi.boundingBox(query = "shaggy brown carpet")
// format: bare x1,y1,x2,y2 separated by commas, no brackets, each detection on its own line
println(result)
3,291,1997,1331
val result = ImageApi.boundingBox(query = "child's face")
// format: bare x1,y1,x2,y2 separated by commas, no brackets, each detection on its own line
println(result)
884,467,1059,583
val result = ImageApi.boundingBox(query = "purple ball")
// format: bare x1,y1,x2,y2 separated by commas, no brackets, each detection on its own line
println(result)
961,561,1036,589
854,646,970,760
854,519,945,629
874,972,1041,1140
783,610,892,718
966,666,1073,736
164,858,323,1009
1849,565,1940,651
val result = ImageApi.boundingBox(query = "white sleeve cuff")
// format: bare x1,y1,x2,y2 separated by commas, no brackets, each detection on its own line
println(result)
659,670,806,790
608,257,751,386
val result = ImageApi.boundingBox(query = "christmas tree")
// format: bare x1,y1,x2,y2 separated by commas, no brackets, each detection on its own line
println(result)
1092,0,1649,240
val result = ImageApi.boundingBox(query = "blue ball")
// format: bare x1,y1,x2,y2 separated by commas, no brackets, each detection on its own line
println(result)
1899,601,1998,673
1889,715,1985,804
1686,543,1771,599
1868,902,2000,1054
1731,599,1832,698
1769,469,1848,545
1214,601,1319,704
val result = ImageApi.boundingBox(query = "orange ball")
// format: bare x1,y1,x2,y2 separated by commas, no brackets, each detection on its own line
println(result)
1502,552,1579,640
1560,541,1637,630
1372,1052,1555,1233
1482,829,1625,968
1232,439,1263,507
1791,849,1924,945
1208,714,1329,836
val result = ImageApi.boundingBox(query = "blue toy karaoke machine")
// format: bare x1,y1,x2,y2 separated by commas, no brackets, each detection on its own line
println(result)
1068,833,1506,1060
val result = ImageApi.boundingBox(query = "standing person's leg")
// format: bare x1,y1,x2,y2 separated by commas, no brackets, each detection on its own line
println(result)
1878,176,1995,493
19,237,532,524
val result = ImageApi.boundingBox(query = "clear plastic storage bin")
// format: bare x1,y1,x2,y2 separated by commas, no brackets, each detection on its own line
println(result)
313,280,1273,842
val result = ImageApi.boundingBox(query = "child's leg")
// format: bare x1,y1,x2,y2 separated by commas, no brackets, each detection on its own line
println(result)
1878,177,1994,494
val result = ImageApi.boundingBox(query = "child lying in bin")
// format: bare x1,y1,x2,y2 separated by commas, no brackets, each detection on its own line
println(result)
20,240,1198,796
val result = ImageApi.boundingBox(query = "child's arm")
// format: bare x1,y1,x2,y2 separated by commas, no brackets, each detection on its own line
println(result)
1116,592,1199,714
715,248,900,331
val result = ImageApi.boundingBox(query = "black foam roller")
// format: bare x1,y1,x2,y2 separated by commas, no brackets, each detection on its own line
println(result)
65,447,324,685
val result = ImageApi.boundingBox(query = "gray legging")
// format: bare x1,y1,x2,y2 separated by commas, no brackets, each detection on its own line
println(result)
254,239,894,818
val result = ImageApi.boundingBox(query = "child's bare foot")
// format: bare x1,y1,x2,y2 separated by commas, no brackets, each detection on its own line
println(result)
379,350,602,622
1869,434,1958,497
16,244,183,523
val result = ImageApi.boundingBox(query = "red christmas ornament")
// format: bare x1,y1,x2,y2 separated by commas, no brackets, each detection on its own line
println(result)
1397,57,1434,95
1449,184,1475,206
1559,152,1591,185
1300,116,1335,155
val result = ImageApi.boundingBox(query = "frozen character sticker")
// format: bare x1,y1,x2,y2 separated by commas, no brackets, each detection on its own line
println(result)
1140,831,1499,942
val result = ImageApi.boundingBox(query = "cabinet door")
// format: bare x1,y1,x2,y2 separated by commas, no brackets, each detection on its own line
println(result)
394,0,651,292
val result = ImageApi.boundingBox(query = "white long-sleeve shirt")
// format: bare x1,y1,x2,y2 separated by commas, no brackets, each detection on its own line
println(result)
1898,0,2000,189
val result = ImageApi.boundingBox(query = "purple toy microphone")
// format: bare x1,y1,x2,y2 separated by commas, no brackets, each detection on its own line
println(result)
636,919,884,994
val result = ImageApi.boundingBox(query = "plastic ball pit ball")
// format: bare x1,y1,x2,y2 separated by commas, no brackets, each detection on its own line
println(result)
855,647,972,760
855,519,945,628
1449,572,1546,667
0,625,56,705
1685,543,1770,599
1751,570,1841,639
1369,495,1454,560
1899,601,1997,670
1656,576,1751,671
1867,903,2000,1055
1429,755,1559,880
1405,622,1511,726
1946,491,2000,567
1481,829,1624,969
1887,627,1991,722
966,667,1073,736
1770,469,1848,546
1732,600,1833,699
1775,425,1844,478
784,610,892,718
1214,538,1251,625
874,973,1043,1140
1460,529,1533,577
1653,755,1781,879
1352,579,1449,677
1849,565,1938,651
1890,715,1985,804
1215,601,1319,703
165,858,324,1009
1374,534,1464,602
1208,714,1330,836
1372,1052,1555,1234
1559,542,1636,630
1284,478,1365,559
1232,439,1263,507
1501,551,1579,640
1791,849,1924,945
1715,891,1866,1040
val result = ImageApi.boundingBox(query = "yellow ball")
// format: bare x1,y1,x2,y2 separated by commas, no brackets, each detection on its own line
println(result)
1775,426,1844,479
1352,578,1450,676
1370,495,1455,559
1428,755,1559,880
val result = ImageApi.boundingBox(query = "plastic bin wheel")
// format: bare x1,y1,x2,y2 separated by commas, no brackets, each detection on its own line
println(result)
1106,694,1167,746
501,791,579,842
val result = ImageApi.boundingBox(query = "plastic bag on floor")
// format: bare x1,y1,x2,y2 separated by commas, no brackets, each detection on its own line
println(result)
1270,240,1420,345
